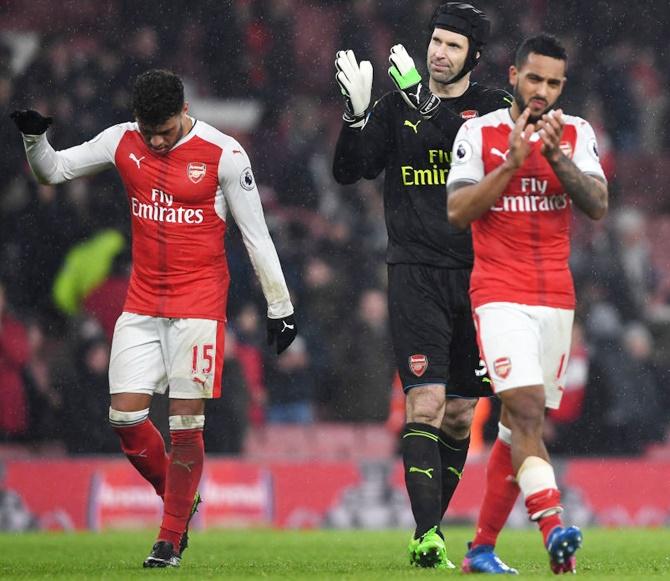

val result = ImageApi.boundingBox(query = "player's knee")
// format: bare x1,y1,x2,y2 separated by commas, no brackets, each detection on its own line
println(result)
109,407,149,428
169,398,205,417
442,398,476,438
406,385,446,425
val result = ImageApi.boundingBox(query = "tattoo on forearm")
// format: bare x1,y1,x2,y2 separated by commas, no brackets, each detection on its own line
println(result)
551,154,606,218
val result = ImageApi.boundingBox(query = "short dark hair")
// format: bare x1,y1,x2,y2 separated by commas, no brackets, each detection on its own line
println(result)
515,34,568,69
131,69,184,126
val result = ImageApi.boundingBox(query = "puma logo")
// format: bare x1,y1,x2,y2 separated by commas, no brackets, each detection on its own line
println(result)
403,119,421,134
129,153,145,168
490,147,509,161
410,83,421,103
173,459,195,472
193,377,206,385
129,448,147,458
446,466,463,480
409,466,434,479
232,149,242,155
282,321,295,332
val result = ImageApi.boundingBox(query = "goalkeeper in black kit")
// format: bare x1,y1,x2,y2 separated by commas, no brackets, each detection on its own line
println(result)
332,2,516,572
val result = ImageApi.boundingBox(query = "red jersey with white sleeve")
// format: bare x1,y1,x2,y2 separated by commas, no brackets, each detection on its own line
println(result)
21,119,293,321
447,108,606,310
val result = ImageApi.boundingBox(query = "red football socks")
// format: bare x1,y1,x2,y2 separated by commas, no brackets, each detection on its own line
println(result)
472,438,520,548
114,419,168,498
158,428,204,551
525,487,563,544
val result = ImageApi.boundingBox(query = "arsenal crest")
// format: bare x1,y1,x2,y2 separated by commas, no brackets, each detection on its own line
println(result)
493,357,512,379
409,354,428,377
187,162,207,184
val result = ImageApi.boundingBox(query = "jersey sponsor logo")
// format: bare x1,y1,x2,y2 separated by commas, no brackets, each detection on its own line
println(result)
559,141,573,158
493,356,511,379
131,188,205,224
129,153,145,169
240,167,255,191
453,140,473,165
460,109,478,120
187,162,207,183
491,192,569,213
520,177,548,194
400,149,451,186
401,164,448,186
403,119,421,133
408,354,428,377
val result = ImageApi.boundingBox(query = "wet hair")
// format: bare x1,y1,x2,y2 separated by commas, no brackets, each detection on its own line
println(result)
515,34,568,69
131,69,184,126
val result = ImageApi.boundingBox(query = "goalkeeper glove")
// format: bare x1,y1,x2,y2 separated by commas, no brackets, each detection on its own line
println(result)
10,110,53,135
335,50,373,129
267,313,297,355
388,44,441,119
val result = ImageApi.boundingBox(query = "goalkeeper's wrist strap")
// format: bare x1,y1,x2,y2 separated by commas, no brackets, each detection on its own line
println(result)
343,111,367,129
418,93,441,120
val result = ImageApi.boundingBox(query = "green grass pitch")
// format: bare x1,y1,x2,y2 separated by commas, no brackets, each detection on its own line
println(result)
0,527,668,579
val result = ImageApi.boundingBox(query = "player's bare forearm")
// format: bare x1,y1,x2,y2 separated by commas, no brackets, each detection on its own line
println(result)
447,162,517,229
549,154,608,220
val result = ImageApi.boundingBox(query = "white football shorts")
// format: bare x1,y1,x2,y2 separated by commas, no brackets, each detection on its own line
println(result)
473,302,574,409
109,312,226,399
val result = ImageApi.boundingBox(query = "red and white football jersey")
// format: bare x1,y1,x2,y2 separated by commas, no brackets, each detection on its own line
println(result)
447,108,606,310
22,119,292,321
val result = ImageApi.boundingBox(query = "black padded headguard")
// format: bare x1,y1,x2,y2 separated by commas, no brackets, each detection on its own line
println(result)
429,2,490,84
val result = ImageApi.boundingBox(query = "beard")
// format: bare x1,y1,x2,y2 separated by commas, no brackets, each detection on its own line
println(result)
513,85,551,124
427,58,462,86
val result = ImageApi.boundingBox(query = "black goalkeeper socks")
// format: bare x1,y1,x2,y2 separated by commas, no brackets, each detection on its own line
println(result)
402,422,443,538
438,430,470,518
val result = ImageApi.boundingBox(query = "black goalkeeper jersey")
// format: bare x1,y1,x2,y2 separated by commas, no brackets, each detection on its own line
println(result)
333,83,511,268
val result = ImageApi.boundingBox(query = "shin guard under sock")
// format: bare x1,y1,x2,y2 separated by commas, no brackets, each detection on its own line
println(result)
438,431,470,518
159,426,204,550
112,415,168,498
402,422,443,538
472,437,520,548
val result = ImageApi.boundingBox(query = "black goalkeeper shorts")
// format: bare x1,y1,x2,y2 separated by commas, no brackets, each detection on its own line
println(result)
387,263,492,397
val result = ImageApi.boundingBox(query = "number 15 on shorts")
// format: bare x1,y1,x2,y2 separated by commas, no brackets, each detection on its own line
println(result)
192,343,214,379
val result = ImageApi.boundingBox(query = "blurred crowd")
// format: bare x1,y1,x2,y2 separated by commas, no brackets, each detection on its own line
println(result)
0,0,668,457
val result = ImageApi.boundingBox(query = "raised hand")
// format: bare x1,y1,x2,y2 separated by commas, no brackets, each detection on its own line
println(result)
536,108,565,163
505,108,535,170
10,110,53,135
335,50,373,128
388,44,441,119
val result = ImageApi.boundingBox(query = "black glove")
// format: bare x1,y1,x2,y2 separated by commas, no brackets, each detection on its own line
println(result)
10,110,53,135
267,314,297,355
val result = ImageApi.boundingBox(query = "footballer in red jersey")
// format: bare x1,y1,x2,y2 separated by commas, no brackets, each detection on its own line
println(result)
11,70,296,568
448,35,607,574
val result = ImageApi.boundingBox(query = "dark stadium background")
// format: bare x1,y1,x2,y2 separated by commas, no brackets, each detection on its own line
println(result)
0,0,668,532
